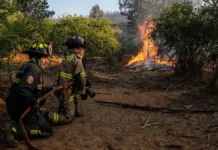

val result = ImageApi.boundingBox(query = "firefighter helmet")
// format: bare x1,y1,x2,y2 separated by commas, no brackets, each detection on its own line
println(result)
63,34,86,49
23,41,50,56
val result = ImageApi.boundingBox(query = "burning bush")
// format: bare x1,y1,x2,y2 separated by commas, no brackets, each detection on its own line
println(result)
126,18,174,69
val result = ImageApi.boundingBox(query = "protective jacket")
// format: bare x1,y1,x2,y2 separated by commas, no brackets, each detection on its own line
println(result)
48,52,86,124
57,53,86,93
6,58,52,138
6,59,44,122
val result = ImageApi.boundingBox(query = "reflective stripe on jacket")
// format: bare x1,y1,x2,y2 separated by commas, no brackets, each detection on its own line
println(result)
57,53,86,93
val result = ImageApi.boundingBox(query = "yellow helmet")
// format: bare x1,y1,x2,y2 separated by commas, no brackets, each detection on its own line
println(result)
23,41,50,56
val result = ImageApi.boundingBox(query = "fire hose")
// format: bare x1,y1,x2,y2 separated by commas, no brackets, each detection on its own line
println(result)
18,81,73,150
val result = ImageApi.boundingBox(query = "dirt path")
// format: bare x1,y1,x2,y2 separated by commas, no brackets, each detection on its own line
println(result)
0,66,218,150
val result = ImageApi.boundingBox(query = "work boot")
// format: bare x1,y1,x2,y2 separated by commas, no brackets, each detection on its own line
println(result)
75,108,84,117
75,111,84,117
5,122,18,148
74,100,84,117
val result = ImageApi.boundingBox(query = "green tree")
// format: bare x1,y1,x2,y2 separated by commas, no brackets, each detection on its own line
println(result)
0,2,120,66
89,4,104,18
198,0,218,86
50,15,120,60
0,3,19,56
119,0,184,33
14,0,55,19
151,1,212,76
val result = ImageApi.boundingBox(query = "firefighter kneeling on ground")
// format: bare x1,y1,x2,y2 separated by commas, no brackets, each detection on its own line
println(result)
47,34,95,125
5,42,53,147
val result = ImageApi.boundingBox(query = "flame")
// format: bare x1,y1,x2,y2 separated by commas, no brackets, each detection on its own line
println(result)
126,18,174,67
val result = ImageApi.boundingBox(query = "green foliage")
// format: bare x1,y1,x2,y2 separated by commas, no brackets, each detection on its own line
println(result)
0,1,55,57
16,0,55,19
0,2,120,65
152,1,218,76
200,0,218,47
0,4,20,56
119,0,184,34
0,13,55,57
50,16,120,58
152,2,203,75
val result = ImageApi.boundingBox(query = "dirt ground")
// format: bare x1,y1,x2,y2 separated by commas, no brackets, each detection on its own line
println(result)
0,61,218,150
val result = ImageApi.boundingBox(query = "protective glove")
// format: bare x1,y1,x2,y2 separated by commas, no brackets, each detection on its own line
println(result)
86,88,96,98
80,93,88,100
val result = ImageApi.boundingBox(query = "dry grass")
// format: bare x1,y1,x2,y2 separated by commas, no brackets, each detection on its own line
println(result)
1,53,29,64
1,53,63,66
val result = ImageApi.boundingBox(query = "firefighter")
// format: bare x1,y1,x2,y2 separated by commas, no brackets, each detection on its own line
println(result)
5,42,53,147
47,34,88,125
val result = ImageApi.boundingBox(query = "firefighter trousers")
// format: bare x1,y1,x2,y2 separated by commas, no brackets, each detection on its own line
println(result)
12,111,53,139
48,88,75,125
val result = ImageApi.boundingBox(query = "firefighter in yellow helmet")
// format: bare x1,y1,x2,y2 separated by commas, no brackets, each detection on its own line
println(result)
47,34,89,125
5,42,53,147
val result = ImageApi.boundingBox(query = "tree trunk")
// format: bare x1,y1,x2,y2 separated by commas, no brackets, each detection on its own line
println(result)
187,57,203,77
7,55,13,86
175,57,187,75
210,61,218,88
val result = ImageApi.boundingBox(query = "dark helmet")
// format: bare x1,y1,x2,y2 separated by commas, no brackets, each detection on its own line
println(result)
63,34,86,49
23,41,50,56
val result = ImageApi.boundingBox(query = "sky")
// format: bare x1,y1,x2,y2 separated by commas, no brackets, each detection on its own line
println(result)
47,0,120,17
